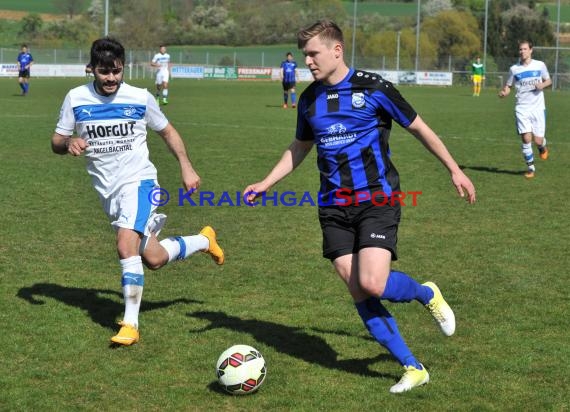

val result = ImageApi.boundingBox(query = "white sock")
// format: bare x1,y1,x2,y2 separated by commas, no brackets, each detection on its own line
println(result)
120,256,144,328
521,142,534,169
163,89,168,98
159,235,208,263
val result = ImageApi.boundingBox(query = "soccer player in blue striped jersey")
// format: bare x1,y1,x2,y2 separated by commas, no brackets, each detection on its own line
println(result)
17,44,33,96
51,37,224,346
280,52,298,108
244,20,476,393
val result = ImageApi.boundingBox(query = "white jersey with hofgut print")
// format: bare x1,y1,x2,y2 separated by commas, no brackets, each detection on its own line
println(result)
55,81,169,198
506,59,550,110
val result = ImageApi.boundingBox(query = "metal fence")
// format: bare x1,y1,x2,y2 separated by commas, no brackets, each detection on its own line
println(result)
4,46,570,89
2,47,294,67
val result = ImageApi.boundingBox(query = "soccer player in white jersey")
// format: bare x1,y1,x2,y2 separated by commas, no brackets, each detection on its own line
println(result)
499,40,551,179
51,37,224,346
151,44,171,105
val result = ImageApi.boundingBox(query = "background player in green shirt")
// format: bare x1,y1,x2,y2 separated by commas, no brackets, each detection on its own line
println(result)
471,56,485,96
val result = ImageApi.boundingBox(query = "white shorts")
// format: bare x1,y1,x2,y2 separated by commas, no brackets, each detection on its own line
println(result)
156,70,169,85
101,179,167,251
515,107,546,137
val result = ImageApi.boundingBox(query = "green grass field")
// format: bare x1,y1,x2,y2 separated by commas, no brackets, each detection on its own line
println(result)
542,2,570,22
0,0,61,14
341,0,418,17
0,78,568,411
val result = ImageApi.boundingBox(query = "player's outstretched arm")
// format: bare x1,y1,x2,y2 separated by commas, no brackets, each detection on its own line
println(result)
51,132,88,156
406,115,476,204
243,139,313,204
157,123,200,193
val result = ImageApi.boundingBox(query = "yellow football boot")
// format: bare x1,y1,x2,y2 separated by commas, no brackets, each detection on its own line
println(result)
423,282,455,336
390,364,430,394
110,322,139,346
200,226,225,265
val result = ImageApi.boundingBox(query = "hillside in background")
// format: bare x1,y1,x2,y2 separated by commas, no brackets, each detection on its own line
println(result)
3,0,570,22
0,0,62,14
1,0,569,69
0,9,62,21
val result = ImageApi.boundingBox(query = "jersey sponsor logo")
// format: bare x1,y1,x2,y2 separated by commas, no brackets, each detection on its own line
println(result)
516,76,541,92
352,92,365,109
326,123,346,134
321,123,356,146
92,144,133,154
85,121,136,139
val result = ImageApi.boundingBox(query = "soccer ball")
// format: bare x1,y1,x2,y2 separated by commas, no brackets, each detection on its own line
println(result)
216,344,266,395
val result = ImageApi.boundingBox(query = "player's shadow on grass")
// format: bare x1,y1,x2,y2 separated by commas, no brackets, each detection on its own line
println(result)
188,310,396,379
459,164,522,176
17,282,202,330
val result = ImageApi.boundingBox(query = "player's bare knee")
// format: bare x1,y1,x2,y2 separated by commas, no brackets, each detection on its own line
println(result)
116,245,136,260
142,255,166,271
359,277,385,297
141,242,168,270
116,237,139,258
144,261,162,271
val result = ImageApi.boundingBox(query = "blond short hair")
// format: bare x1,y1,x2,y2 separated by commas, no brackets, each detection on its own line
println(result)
297,19,344,49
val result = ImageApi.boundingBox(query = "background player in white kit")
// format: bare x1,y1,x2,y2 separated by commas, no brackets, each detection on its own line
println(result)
499,40,551,179
51,37,224,346
151,44,171,105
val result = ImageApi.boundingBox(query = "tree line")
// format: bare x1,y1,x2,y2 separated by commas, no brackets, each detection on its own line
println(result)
15,0,558,71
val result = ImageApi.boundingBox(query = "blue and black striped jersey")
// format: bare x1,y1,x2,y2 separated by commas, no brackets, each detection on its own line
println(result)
281,60,297,83
296,68,417,201
17,52,33,71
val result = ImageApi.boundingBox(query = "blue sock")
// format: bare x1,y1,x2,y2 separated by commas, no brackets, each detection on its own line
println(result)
24,83,29,93
20,83,25,92
283,93,288,104
381,270,433,305
355,297,422,368
291,92,296,104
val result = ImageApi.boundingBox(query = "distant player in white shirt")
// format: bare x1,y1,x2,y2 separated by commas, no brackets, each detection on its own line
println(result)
51,37,224,346
151,44,171,105
499,40,551,179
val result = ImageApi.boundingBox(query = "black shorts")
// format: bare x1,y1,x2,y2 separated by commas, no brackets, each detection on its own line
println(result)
19,70,30,78
282,81,295,91
318,202,401,261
